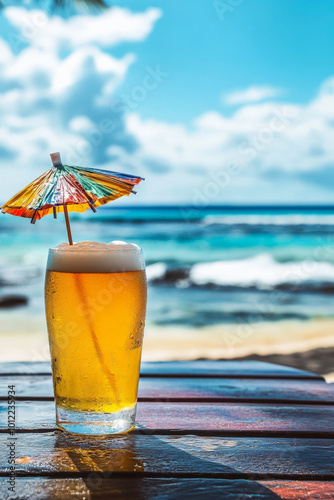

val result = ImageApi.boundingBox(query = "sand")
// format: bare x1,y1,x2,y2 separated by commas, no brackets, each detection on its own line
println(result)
0,315,334,379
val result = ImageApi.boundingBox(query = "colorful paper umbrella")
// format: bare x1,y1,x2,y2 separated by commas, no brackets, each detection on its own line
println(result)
1,152,144,244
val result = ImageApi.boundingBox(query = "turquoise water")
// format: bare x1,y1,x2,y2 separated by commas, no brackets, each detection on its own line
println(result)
1,205,334,326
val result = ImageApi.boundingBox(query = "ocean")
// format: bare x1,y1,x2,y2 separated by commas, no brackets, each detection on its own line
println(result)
1,205,334,329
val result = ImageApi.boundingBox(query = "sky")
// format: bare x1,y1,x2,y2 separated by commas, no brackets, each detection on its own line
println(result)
1,0,334,205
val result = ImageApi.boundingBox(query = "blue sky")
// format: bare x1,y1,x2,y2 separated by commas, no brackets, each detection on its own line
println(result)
1,1,334,204
115,0,334,122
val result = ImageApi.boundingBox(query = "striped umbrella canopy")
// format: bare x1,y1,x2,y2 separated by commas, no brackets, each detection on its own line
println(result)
1,153,144,224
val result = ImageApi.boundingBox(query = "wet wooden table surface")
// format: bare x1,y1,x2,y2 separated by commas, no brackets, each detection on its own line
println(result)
0,360,334,499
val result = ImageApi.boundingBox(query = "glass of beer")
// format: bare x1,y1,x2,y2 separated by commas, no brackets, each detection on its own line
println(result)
45,241,147,435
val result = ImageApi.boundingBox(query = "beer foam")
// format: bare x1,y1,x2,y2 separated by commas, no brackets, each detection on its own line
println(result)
47,241,145,273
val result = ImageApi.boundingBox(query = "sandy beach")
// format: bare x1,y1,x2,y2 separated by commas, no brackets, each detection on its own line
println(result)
1,315,333,380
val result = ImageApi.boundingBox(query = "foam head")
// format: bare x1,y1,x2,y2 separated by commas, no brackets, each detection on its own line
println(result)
47,241,145,273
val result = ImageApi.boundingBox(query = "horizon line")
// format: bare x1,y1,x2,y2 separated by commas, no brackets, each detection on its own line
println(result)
99,204,334,209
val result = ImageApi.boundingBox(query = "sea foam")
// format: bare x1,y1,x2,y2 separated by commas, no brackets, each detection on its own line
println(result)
190,253,334,289
145,253,334,290
47,241,145,273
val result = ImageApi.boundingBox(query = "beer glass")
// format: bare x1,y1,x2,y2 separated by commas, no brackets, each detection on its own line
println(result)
45,241,147,435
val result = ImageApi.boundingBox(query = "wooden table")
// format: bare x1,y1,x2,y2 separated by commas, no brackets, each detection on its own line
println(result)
1,360,334,499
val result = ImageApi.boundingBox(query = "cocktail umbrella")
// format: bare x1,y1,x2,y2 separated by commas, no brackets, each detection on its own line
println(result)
1,152,144,244
1,153,144,406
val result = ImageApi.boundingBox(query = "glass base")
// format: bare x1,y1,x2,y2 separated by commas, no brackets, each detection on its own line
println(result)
56,404,136,435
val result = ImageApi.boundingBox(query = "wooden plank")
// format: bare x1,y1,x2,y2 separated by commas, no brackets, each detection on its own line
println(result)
0,376,53,399
0,361,323,380
137,402,334,436
0,433,333,476
1,401,334,436
0,478,334,499
0,376,333,404
263,481,334,499
0,362,51,375
138,378,334,403
140,361,324,380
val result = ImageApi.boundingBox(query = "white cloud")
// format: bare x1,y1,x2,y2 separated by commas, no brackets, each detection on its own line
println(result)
69,116,95,133
104,75,334,203
4,7,161,51
52,48,134,95
223,85,281,105
0,39,12,65
0,6,161,200
123,103,298,171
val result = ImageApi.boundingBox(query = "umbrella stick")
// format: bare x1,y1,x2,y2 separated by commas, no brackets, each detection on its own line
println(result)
63,206,73,245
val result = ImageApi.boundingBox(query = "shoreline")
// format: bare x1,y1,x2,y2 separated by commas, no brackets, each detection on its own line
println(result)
0,316,333,379
144,318,334,360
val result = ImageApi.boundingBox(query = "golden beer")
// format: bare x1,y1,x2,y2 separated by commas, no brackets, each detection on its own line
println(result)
45,242,147,434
